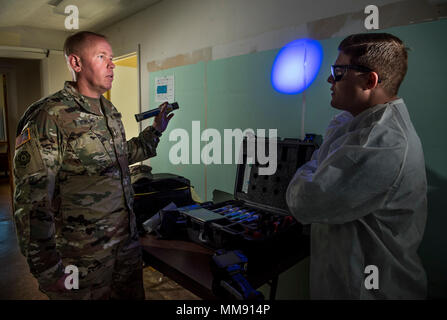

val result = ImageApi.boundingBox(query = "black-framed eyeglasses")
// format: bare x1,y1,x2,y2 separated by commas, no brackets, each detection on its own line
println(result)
331,64,382,83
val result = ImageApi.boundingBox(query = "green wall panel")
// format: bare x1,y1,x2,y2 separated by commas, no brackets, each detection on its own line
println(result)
148,62,207,200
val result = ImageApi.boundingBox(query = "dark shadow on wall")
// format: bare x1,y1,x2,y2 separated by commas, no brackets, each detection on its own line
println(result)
419,167,447,299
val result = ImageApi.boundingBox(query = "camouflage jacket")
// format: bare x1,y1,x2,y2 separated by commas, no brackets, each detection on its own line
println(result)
13,81,161,286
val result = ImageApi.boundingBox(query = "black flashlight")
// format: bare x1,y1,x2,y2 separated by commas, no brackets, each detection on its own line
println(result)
135,102,179,122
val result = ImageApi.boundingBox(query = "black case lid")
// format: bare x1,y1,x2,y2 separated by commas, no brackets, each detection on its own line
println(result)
133,173,190,194
234,137,318,214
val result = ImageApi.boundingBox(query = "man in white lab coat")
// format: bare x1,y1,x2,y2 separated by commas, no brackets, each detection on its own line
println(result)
286,33,427,299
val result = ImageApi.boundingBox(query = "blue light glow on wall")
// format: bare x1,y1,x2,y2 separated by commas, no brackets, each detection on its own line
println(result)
271,38,323,94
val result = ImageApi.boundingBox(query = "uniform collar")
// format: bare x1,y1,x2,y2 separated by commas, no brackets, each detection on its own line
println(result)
353,98,405,123
63,81,104,116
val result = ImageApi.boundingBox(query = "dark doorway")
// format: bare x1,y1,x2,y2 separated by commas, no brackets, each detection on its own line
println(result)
0,73,13,202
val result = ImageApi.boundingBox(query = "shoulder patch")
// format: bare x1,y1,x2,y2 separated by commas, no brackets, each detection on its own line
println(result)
16,150,31,167
15,128,31,149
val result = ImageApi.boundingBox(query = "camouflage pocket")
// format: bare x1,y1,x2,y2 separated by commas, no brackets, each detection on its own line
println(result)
14,136,45,177
67,130,114,175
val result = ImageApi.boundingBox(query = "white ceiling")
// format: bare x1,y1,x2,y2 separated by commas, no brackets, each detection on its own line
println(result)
0,0,161,32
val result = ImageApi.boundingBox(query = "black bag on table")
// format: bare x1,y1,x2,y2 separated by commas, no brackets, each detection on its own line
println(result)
130,165,195,233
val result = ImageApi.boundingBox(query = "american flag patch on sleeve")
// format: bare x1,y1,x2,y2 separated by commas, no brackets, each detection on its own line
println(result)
15,127,31,149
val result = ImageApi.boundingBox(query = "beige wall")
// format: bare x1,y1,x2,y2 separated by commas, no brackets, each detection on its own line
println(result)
110,65,139,140
40,51,72,96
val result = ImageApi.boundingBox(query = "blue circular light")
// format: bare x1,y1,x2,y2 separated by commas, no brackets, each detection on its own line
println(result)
271,38,323,94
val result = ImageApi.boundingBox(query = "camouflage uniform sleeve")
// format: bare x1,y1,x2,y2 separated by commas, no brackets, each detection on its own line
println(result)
126,126,161,165
13,110,65,287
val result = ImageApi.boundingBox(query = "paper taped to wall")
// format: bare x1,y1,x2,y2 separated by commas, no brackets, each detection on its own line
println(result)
155,75,174,102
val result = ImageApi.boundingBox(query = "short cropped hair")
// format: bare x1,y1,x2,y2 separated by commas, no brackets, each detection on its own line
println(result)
63,31,107,58
338,33,408,96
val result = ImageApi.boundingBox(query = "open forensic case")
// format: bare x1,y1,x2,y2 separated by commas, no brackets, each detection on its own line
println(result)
177,136,319,267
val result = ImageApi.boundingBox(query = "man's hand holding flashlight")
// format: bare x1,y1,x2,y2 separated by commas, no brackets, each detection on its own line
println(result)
152,102,175,133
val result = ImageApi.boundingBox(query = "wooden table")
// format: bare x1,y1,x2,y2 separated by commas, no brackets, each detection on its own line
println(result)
140,235,216,299
140,233,310,300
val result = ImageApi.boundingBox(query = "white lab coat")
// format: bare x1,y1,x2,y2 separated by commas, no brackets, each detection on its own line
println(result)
286,98,427,299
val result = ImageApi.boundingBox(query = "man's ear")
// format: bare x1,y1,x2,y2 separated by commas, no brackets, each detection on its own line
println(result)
365,71,379,90
68,54,82,73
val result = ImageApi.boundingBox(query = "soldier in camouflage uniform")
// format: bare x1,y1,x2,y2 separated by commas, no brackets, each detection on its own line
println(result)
13,31,173,299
